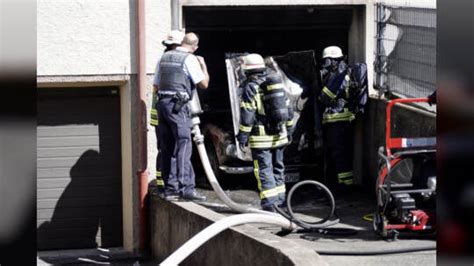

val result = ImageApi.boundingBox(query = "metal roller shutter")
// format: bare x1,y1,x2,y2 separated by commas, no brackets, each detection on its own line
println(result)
37,87,123,250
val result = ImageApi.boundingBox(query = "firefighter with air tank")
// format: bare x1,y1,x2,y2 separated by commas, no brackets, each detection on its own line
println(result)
318,46,368,191
236,53,295,212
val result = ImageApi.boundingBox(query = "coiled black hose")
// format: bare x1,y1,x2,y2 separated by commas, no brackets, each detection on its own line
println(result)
274,180,342,230
274,180,436,255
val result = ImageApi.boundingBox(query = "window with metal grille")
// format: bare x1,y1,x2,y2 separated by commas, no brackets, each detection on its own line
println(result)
374,3,436,99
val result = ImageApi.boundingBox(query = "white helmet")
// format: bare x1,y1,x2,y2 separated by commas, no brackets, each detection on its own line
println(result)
242,53,265,71
162,30,185,46
322,46,343,59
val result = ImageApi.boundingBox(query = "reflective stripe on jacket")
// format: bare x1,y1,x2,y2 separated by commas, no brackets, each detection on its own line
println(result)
322,107,355,124
238,70,294,149
319,62,355,124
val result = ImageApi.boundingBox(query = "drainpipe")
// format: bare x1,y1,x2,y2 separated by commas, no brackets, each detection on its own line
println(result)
136,0,148,252
171,0,179,30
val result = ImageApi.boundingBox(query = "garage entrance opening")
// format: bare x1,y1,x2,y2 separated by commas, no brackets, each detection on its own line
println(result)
185,6,364,185
184,5,359,115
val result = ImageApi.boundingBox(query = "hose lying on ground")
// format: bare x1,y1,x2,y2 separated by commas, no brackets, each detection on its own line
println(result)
274,180,341,230
195,127,339,231
161,122,429,265
192,121,338,230
159,124,298,266
161,124,342,266
315,244,436,256
159,213,295,266
192,124,278,216
158,123,299,266
297,227,359,236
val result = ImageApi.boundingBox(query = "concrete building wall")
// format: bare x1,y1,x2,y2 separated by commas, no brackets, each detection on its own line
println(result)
37,0,133,76
37,0,171,76
39,0,138,253
145,0,171,74
37,0,170,183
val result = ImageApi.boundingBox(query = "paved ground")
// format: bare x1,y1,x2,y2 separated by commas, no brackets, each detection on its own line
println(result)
37,175,436,265
37,247,146,265
194,175,436,266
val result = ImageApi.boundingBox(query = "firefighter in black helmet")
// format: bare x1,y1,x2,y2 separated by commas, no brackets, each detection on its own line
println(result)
236,53,295,212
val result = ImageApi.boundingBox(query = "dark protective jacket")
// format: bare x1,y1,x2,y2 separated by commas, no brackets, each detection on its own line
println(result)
158,50,193,98
238,69,294,149
319,61,367,124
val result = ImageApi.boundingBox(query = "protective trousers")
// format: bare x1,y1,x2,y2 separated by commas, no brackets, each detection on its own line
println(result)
154,125,177,192
155,126,164,190
157,97,195,196
251,147,286,209
324,121,354,185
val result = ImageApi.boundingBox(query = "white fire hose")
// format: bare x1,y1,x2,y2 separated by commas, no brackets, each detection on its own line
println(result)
159,213,294,266
158,119,296,265
192,124,279,216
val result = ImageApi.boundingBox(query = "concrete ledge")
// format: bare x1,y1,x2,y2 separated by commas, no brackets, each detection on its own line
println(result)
36,74,132,88
150,191,327,266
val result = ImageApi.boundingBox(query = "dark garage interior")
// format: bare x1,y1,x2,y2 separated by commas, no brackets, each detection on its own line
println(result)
184,6,365,185
184,5,356,117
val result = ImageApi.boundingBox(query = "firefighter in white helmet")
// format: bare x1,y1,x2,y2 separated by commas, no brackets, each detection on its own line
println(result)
322,46,344,59
151,30,185,197
236,53,294,212
319,46,356,189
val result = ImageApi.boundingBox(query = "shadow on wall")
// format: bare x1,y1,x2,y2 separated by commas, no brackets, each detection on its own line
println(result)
37,150,117,250
37,87,123,253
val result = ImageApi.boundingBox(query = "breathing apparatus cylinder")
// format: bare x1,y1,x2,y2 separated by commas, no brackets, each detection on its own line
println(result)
188,89,204,117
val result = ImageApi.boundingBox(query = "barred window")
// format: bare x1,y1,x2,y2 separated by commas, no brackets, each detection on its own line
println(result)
374,4,436,99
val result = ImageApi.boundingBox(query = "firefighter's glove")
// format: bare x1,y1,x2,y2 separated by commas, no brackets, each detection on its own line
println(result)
427,90,437,106
286,126,294,144
236,132,248,150
326,72,346,94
